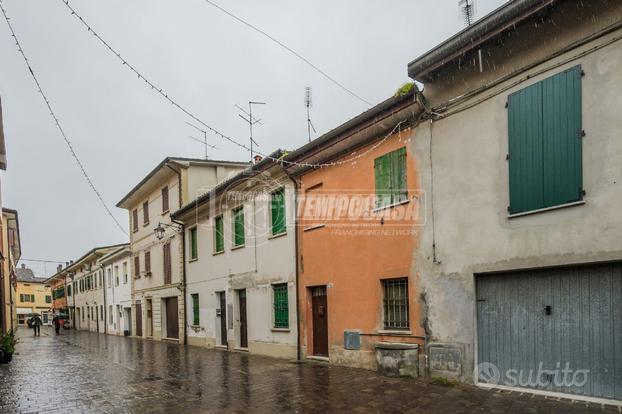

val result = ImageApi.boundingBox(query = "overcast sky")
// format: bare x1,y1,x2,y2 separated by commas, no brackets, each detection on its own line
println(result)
0,0,505,277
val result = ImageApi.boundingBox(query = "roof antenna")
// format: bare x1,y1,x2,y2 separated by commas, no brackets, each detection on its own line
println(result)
186,121,217,159
459,0,476,26
305,87,316,143
236,101,265,163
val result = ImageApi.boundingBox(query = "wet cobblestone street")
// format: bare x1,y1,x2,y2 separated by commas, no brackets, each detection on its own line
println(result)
0,328,619,413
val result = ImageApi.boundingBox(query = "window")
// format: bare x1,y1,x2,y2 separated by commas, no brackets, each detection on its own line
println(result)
82,307,85,321
67,285,72,297
270,188,286,235
45,295,52,304
108,269,112,287
134,256,140,278
162,186,169,213
143,201,149,225
132,209,139,232
214,215,224,253
109,305,113,324
272,284,289,329
508,66,583,214
123,262,128,284
191,293,200,326
382,278,409,330
232,206,245,247
115,265,119,286
99,272,103,288
163,242,172,285
189,227,198,260
145,250,151,274
101,305,104,321
374,147,407,208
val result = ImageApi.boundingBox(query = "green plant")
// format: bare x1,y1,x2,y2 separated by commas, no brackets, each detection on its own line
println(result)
431,376,458,387
394,82,415,97
0,331,18,354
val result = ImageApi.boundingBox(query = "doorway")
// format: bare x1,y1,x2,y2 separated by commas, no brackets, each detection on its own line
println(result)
237,289,248,349
217,291,227,346
135,303,142,337
146,299,153,337
164,296,179,339
311,286,328,357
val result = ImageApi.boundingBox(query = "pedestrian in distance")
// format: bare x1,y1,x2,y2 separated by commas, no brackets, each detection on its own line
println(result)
52,315,61,335
30,314,42,336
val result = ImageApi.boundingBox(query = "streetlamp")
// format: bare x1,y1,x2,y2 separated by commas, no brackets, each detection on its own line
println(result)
154,222,181,240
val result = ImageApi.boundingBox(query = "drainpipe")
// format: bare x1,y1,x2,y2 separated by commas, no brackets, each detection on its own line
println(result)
283,168,301,361
101,264,107,335
166,162,187,346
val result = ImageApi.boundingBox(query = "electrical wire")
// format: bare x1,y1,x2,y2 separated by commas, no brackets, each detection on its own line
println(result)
58,0,412,170
19,258,65,264
0,1,128,236
200,0,372,106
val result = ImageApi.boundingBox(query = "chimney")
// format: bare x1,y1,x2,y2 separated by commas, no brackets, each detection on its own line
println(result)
57,264,62,273
21,263,26,269
253,154,263,164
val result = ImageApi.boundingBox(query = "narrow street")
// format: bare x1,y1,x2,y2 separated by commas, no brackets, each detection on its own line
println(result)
0,328,617,414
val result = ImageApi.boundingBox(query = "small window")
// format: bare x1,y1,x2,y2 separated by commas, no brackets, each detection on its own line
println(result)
374,147,407,208
272,284,289,329
162,186,169,213
214,215,224,253
270,188,286,235
134,256,140,278
108,269,112,287
189,227,198,260
132,209,139,232
232,206,245,247
67,285,72,297
45,295,52,304
143,201,149,225
109,305,113,324
145,250,151,273
163,242,172,285
191,293,200,326
382,278,409,330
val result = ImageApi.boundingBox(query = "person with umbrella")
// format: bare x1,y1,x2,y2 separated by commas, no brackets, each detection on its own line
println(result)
30,314,42,336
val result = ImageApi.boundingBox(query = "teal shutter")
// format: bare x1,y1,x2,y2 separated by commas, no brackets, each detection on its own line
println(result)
273,284,289,328
508,66,582,214
215,216,224,252
391,147,407,204
374,154,391,208
233,207,245,246
191,293,199,326
542,66,583,207
190,228,198,259
271,189,286,235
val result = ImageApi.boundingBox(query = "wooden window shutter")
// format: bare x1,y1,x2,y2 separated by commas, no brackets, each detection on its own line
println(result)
271,188,286,235
191,293,200,326
391,147,408,204
132,209,138,232
145,250,151,273
134,256,140,278
215,216,224,253
190,228,198,260
233,207,245,246
163,242,172,284
143,201,149,224
162,186,169,213
374,153,391,208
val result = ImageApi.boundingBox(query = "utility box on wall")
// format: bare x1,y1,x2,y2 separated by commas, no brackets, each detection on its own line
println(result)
344,330,361,350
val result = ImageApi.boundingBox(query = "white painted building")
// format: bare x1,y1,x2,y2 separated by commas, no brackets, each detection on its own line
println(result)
172,152,298,359
116,157,248,344
101,245,132,336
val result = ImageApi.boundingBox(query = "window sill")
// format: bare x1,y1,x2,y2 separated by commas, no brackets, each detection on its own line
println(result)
373,198,409,213
143,222,150,227
271,327,290,332
231,244,245,251
212,250,225,256
377,329,412,335
508,200,585,218
303,223,326,232
188,258,198,263
161,210,170,216
268,231,287,240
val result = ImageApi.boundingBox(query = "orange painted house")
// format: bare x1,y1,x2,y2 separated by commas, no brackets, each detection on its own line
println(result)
285,91,426,370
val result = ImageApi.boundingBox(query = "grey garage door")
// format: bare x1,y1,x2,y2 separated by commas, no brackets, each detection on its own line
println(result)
476,262,622,400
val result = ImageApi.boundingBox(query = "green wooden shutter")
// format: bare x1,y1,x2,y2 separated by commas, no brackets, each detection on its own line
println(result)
190,227,198,259
233,207,245,246
215,216,224,252
271,189,286,235
508,66,582,214
391,147,407,204
191,293,199,326
374,154,391,208
273,284,289,328
508,81,544,214
542,66,583,207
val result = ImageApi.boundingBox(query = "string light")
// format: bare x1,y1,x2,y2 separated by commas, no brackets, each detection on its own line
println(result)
58,0,418,170
0,0,128,236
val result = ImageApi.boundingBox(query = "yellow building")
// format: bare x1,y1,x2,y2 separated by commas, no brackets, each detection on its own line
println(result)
16,264,52,326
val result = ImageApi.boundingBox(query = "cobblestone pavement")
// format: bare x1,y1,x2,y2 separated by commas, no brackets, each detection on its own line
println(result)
1,328,620,414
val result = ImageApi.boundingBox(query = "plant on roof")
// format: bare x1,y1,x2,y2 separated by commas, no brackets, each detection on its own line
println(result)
394,82,415,97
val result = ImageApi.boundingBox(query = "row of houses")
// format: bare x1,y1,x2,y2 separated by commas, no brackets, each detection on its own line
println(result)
45,0,622,403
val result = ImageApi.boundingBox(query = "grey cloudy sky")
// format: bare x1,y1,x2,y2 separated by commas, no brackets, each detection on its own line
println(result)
0,0,504,277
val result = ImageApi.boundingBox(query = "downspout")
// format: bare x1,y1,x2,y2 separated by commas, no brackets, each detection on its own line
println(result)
166,162,187,346
101,264,107,335
283,168,301,361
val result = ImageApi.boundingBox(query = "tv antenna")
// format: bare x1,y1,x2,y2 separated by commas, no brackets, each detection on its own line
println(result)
236,101,265,162
304,87,316,142
459,0,476,26
186,121,217,159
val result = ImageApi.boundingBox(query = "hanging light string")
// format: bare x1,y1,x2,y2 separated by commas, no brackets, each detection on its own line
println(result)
59,0,414,169
200,0,372,107
0,1,128,236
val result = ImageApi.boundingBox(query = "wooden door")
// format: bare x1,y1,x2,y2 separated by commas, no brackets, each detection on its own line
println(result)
218,292,227,346
135,303,142,337
238,290,248,348
165,297,179,339
312,286,329,357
